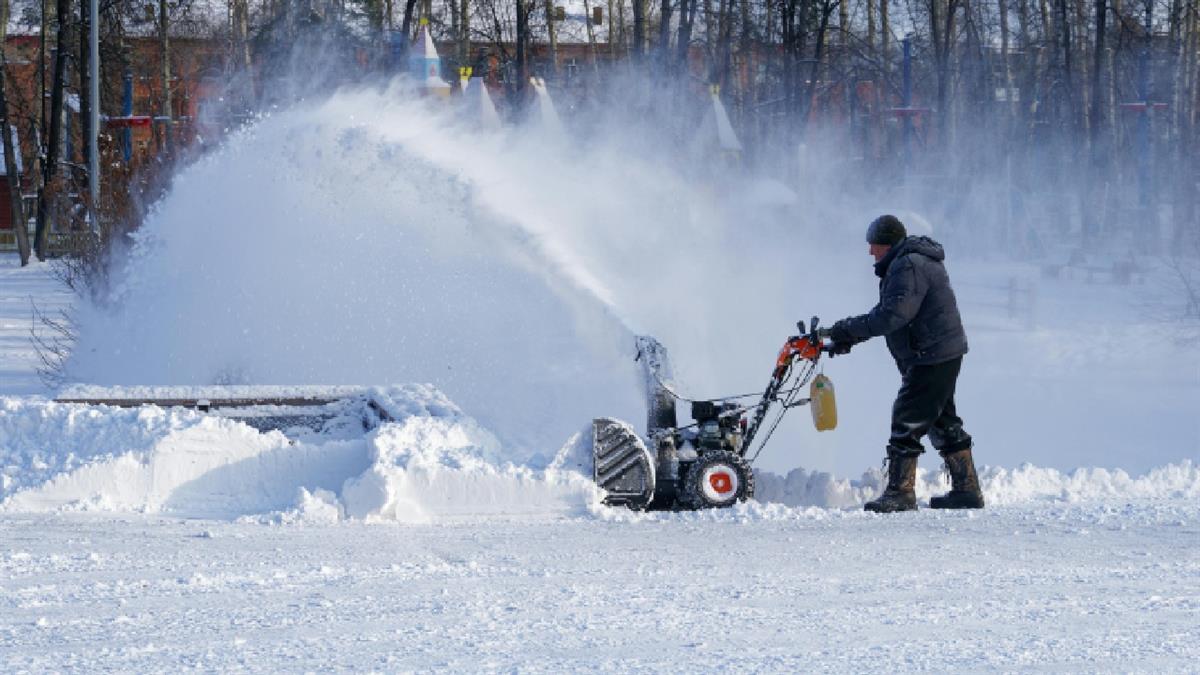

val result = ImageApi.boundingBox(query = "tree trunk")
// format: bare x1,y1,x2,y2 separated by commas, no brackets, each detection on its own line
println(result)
1074,0,1090,134
633,0,645,59
34,0,70,260
800,0,834,132
677,0,696,72
866,0,876,59
880,0,889,72
614,0,624,55
583,0,600,73
399,0,419,51
931,0,958,139
610,0,619,57
1090,0,1106,147
233,0,253,105
702,0,715,73
1054,0,1071,130
838,0,849,46
459,0,470,67
78,0,88,188
1000,0,1015,118
739,0,751,96
1017,0,1033,131
659,0,673,68
0,0,29,265
1168,0,1184,142
545,0,560,75
1038,0,1053,51
714,0,734,85
1085,0,1108,246
159,0,174,156
1171,0,1194,246
516,0,529,90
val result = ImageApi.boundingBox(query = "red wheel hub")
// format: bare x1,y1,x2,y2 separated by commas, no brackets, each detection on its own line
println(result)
709,472,733,494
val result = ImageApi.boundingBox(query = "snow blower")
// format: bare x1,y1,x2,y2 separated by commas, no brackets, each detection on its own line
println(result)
593,317,838,510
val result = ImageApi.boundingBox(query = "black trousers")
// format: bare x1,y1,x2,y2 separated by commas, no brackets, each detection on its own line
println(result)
889,356,973,457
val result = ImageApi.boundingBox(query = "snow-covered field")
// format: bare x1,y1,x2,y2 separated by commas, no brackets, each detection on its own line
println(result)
3,503,1198,672
0,260,71,396
1,85,1198,670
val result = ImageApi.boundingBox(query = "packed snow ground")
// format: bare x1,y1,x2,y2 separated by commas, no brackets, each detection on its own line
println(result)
2,504,1197,672
0,259,71,396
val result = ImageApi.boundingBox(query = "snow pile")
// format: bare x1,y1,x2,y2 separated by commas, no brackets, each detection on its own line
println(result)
977,461,1200,506
341,410,600,523
0,386,601,521
266,488,346,525
754,460,1200,510
753,467,881,508
0,399,366,517
5,386,1195,520
0,397,210,498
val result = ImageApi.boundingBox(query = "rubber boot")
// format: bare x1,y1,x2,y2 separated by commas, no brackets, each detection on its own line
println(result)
930,447,985,509
864,452,918,513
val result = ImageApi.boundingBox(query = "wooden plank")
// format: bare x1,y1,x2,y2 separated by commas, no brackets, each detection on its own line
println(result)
56,397,344,409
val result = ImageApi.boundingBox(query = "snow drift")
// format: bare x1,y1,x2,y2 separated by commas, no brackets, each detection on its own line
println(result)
0,386,601,522
2,390,1195,521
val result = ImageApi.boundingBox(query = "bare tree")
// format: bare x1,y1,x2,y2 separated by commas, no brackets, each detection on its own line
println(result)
33,0,72,261
0,0,29,265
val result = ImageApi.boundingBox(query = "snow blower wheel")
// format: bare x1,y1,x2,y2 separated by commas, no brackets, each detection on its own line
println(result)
681,452,754,509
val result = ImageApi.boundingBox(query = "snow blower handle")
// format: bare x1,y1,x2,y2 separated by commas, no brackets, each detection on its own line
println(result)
774,327,826,378
744,318,830,458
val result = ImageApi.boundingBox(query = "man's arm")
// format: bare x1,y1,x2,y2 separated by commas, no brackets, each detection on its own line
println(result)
835,259,926,341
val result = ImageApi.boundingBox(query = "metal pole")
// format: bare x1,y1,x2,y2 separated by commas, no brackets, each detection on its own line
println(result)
88,0,99,231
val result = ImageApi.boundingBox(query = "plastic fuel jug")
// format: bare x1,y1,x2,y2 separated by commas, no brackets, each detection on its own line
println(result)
810,373,838,431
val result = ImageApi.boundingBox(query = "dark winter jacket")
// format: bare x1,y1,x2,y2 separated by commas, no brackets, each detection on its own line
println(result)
840,236,968,370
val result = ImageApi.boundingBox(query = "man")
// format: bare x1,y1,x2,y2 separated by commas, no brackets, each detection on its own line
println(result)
827,215,984,513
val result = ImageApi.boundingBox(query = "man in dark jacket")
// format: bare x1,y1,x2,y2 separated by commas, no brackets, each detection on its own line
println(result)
828,215,984,513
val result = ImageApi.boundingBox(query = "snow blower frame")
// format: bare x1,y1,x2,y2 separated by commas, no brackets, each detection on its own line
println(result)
593,317,834,510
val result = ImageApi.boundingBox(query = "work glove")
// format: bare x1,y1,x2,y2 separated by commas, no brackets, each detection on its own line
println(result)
828,319,855,345
827,340,854,357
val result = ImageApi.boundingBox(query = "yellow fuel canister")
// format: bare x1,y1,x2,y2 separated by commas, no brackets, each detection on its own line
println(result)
810,373,838,431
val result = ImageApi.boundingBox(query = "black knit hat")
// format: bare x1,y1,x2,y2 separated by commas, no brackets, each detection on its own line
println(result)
866,214,907,246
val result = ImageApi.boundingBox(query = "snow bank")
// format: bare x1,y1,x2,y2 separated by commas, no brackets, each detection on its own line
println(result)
976,461,1200,505
2,387,1195,521
0,386,601,521
753,460,1200,511
0,397,368,517
753,467,880,508
0,397,210,498
341,412,600,523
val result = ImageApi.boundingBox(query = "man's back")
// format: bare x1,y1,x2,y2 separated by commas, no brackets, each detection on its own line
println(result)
872,235,968,370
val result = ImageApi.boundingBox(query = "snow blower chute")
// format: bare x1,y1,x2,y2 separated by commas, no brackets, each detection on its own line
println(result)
593,317,837,510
